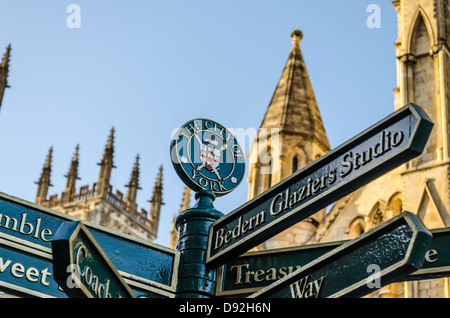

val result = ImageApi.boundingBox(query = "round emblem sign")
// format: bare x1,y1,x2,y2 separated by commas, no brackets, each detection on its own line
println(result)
170,119,245,197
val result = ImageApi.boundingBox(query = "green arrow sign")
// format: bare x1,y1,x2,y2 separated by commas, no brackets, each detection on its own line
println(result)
0,236,62,298
216,227,450,297
51,221,136,298
0,191,179,295
406,227,450,281
215,241,342,297
0,233,174,298
207,103,434,267
248,212,432,298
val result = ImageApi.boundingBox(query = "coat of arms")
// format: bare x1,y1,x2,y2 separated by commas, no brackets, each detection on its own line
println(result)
195,134,227,180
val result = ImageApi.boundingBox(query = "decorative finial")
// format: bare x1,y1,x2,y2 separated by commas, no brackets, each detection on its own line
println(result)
291,29,303,48
107,126,115,148
73,144,79,161
45,146,53,168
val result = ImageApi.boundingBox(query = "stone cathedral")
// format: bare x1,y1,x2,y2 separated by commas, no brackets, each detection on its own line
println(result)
247,0,450,298
34,128,164,242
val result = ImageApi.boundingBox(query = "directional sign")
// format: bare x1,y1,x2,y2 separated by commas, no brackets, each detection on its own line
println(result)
0,235,63,298
0,233,175,298
51,221,136,298
248,212,432,298
215,241,342,297
406,227,450,281
206,103,434,266
216,227,450,297
0,191,179,296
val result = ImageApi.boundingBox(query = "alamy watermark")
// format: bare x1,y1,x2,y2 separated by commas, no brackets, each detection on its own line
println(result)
64,5,381,31
366,264,381,289
366,4,381,29
66,4,81,29
65,264,81,289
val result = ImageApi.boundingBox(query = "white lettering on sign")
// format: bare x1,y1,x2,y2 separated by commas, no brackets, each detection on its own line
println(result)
340,130,404,177
214,212,266,250
230,263,301,285
0,256,52,287
211,129,405,253
289,275,325,298
75,245,115,298
269,170,337,217
0,213,53,242
425,249,438,263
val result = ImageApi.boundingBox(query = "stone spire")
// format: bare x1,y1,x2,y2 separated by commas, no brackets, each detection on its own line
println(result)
148,165,163,234
35,147,53,205
125,154,141,215
260,29,329,152
169,186,191,249
0,44,11,110
64,144,80,198
97,127,116,195
248,30,330,248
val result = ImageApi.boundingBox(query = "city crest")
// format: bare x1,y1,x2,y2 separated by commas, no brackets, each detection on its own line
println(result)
170,119,245,196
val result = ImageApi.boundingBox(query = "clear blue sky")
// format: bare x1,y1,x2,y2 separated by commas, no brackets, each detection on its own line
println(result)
0,1,398,247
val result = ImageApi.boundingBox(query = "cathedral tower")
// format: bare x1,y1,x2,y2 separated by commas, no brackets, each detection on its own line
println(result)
389,0,450,229
35,128,164,242
247,29,330,249
393,0,450,165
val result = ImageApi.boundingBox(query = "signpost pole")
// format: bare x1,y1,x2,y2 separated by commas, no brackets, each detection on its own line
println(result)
175,189,224,298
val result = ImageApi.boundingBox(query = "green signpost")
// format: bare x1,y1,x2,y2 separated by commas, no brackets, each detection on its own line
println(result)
52,221,136,298
206,103,434,267
0,102,442,300
0,191,179,297
0,233,175,298
248,212,432,298
216,227,450,297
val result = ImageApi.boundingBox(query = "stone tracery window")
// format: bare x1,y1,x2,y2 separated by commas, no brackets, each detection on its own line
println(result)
368,201,386,229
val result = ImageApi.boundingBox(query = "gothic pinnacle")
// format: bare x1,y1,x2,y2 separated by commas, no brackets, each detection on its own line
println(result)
45,146,53,167
64,144,80,192
1,44,11,69
97,127,116,195
150,165,163,204
35,146,53,204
